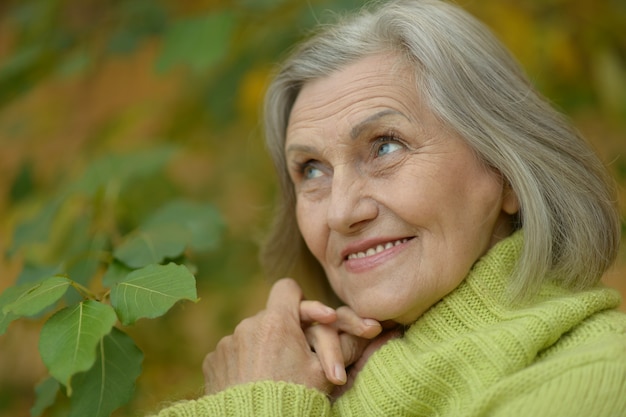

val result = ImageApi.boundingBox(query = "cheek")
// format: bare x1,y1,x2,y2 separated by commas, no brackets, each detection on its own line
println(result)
431,165,503,223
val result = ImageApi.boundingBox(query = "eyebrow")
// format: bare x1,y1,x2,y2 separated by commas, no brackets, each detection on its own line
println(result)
285,109,409,155
285,143,317,156
350,109,407,139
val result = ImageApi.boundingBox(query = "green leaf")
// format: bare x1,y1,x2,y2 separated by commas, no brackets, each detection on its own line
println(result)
56,49,91,77
101,260,134,287
69,328,143,417
16,263,62,285
156,11,236,74
106,0,167,53
113,225,188,268
31,377,60,417
0,277,63,333
7,197,63,257
3,276,71,317
205,52,252,126
65,233,108,287
0,44,43,80
113,200,223,268
110,263,198,325
70,146,176,197
143,200,223,252
9,159,35,203
0,284,33,335
39,300,117,394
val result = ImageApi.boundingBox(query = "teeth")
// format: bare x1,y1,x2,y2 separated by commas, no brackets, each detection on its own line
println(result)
347,239,409,260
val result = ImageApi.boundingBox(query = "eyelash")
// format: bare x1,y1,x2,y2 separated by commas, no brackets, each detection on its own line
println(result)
372,132,405,155
291,131,405,180
295,160,321,179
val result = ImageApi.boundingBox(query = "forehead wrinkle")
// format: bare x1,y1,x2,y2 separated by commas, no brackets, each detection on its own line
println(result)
286,54,424,148
350,109,408,139
288,88,414,143
288,63,405,123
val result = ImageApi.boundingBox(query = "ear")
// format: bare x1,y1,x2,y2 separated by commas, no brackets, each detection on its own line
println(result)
502,181,520,215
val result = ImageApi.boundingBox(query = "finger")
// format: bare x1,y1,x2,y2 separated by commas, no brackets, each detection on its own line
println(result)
305,324,347,385
334,306,382,339
265,278,303,317
203,351,224,395
204,338,232,395
300,300,337,325
338,332,371,367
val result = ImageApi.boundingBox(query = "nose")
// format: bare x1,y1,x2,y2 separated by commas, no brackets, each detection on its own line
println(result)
326,166,378,234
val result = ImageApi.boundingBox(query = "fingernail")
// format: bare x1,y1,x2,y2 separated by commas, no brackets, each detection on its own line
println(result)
363,318,380,327
334,364,347,384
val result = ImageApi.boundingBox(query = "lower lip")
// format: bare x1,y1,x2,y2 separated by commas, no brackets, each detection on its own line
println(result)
343,239,413,273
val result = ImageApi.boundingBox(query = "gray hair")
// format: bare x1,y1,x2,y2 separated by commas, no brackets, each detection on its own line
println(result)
261,0,621,301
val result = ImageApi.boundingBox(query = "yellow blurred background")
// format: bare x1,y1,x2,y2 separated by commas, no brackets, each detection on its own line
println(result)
0,0,624,416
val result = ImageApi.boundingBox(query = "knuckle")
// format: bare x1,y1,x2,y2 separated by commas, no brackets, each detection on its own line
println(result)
304,325,322,349
235,316,256,332
275,277,296,286
336,306,360,325
272,277,302,297
215,335,233,352
232,311,287,344
202,351,215,372
263,308,287,324
233,314,269,339
335,305,354,316
340,333,363,365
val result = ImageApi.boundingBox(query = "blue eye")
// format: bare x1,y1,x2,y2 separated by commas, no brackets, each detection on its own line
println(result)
377,140,403,157
302,162,323,179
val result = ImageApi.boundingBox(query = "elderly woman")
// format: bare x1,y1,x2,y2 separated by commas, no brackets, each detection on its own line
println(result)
153,0,626,415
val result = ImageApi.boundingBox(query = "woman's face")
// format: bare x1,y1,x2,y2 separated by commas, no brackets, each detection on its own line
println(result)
285,53,519,324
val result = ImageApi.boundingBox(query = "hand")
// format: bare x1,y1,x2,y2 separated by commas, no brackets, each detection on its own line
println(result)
202,278,333,394
300,303,383,386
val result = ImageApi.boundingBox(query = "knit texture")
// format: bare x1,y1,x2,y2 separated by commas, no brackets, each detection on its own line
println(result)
150,232,626,416
150,382,329,417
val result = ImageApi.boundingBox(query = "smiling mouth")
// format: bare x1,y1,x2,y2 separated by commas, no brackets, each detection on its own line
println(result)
346,238,412,260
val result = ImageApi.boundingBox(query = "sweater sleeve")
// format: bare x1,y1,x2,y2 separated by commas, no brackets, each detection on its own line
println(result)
148,381,331,417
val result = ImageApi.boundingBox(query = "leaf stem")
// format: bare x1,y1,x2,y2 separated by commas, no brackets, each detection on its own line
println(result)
70,281,98,300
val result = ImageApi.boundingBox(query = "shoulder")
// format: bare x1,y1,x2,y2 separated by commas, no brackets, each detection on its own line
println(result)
476,309,626,416
475,312,626,417
540,308,626,360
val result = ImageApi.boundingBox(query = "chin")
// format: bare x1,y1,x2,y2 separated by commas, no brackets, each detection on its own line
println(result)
350,302,401,322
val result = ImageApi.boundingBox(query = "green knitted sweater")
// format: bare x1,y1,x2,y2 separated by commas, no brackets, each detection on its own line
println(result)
151,232,626,416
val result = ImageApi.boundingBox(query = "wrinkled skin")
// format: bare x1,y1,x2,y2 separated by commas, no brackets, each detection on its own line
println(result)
203,52,519,397
203,278,383,395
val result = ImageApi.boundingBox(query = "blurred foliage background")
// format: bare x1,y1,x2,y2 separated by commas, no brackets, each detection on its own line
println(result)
0,0,624,416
